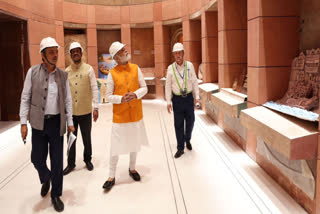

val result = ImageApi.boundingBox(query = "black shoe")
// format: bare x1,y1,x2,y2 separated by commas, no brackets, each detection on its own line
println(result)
103,178,115,190
40,180,50,197
174,150,184,158
51,197,64,212
186,142,192,150
129,169,141,181
85,161,94,171
63,165,75,176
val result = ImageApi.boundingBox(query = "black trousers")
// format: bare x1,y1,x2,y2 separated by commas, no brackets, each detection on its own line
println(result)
172,93,195,151
67,113,92,166
31,115,63,198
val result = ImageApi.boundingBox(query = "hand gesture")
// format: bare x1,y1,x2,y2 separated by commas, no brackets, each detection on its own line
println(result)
122,92,137,103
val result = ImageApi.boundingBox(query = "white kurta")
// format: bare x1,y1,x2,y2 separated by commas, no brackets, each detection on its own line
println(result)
106,66,149,156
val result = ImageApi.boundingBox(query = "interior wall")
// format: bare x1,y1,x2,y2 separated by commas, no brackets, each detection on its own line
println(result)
0,21,29,121
64,29,87,68
131,28,155,68
300,0,320,51
97,30,121,55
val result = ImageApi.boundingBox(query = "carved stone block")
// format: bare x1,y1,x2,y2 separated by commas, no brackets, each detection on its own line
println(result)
305,49,320,74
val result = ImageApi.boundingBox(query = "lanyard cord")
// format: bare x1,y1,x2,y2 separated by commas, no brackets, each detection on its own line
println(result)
172,61,188,91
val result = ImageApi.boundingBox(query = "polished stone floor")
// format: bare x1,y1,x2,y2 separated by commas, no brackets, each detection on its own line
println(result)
0,100,307,214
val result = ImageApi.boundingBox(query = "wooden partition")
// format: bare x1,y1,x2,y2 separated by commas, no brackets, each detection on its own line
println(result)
0,18,29,121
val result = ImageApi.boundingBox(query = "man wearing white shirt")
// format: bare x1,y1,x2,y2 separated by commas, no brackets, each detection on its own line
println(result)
19,37,75,212
63,42,99,175
102,41,148,191
165,43,200,158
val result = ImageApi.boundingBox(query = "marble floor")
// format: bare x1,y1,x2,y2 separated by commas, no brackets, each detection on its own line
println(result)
0,100,307,214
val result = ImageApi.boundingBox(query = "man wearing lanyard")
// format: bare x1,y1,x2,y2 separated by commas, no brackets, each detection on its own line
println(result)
165,42,200,158
19,37,74,212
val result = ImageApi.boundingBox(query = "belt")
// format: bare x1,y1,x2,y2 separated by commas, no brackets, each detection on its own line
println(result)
172,92,192,98
44,114,60,120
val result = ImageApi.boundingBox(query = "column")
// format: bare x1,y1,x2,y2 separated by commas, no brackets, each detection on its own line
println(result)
201,11,218,83
218,0,247,88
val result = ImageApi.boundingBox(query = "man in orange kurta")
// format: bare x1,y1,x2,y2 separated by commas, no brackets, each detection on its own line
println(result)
102,42,149,191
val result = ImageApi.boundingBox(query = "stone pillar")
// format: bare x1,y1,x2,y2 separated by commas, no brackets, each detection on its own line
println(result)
246,0,299,166
121,24,131,54
247,0,307,211
316,136,320,214
54,0,65,69
154,22,170,98
87,24,98,77
183,19,202,76
218,0,247,88
201,11,218,83
153,2,170,98
55,21,65,69
247,0,299,105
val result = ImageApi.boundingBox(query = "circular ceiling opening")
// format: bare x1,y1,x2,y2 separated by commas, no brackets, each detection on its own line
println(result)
64,0,165,6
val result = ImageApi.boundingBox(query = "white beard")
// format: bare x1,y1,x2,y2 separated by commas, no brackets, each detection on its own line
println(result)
118,53,131,64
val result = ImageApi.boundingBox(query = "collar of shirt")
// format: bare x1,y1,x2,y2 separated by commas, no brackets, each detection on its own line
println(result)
175,61,185,69
174,61,189,78
71,61,83,70
41,63,57,75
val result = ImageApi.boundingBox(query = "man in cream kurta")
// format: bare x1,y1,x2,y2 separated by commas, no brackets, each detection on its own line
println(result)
102,41,148,191
63,42,99,175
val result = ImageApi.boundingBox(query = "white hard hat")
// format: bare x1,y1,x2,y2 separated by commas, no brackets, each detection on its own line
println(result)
69,42,83,54
172,42,184,52
109,41,125,59
39,37,60,53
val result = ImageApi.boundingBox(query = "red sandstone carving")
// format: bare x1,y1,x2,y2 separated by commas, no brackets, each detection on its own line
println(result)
279,50,320,113
232,69,247,94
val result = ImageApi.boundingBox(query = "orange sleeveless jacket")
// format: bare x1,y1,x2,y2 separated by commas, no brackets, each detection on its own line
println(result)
110,63,143,123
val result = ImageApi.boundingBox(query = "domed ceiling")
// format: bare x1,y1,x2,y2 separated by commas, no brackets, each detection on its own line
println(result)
65,0,164,6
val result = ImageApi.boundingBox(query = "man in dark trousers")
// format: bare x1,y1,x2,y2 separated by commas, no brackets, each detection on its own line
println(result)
63,42,99,175
20,37,74,212
165,43,200,158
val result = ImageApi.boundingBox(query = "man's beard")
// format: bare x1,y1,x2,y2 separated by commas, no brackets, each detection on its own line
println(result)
118,53,131,64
